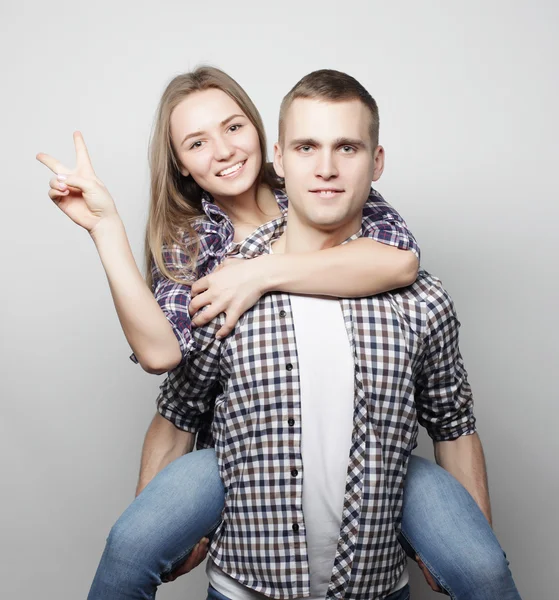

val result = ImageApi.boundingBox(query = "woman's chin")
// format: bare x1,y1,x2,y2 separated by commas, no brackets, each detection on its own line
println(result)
208,172,257,200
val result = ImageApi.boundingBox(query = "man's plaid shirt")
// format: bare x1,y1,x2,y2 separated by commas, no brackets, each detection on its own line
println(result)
157,213,476,600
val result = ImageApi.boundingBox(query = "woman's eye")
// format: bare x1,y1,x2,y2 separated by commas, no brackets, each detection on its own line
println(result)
189,141,203,150
229,124,243,132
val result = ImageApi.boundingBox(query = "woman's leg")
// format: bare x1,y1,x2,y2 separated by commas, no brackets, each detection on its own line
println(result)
88,448,224,600
400,455,522,600
385,584,411,600
207,585,232,600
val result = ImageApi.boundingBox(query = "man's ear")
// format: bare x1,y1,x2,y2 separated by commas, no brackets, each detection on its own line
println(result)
273,142,285,178
372,145,385,182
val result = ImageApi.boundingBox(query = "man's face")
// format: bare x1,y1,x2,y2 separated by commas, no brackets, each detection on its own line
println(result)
274,98,384,234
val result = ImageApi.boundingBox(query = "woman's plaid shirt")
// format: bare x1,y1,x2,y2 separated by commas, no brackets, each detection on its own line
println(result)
157,216,476,600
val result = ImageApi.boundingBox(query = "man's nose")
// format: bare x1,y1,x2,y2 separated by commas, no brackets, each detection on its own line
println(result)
214,136,235,161
315,151,338,179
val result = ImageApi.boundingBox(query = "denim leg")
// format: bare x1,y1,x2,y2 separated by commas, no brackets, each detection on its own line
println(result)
385,583,410,600
400,455,522,600
88,448,224,600
206,585,232,600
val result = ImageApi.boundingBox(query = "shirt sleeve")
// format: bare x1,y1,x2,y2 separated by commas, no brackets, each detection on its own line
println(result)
361,188,421,260
157,317,224,433
415,289,476,441
130,225,226,366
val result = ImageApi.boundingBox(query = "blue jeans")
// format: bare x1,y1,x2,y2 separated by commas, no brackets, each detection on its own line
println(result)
88,451,521,600
206,583,410,599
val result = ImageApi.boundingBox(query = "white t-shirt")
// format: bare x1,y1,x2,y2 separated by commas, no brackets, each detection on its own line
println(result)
207,295,408,598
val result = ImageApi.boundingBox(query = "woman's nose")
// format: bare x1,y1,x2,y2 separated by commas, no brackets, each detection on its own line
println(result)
214,136,235,161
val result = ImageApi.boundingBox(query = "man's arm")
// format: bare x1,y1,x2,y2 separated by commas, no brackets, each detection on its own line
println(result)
138,315,224,497
415,286,488,511
135,412,195,497
132,321,224,576
135,412,211,577
413,288,490,592
434,432,492,525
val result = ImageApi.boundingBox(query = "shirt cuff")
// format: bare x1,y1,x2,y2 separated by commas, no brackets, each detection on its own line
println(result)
157,398,202,433
427,419,477,442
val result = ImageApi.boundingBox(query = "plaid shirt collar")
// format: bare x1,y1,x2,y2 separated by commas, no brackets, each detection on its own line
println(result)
200,189,290,222
212,191,361,260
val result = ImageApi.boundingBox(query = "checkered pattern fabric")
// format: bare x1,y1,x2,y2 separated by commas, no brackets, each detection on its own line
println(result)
158,216,475,600
131,187,419,365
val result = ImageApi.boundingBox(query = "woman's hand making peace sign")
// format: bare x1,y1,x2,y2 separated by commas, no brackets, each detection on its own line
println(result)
36,130,182,372
36,131,118,233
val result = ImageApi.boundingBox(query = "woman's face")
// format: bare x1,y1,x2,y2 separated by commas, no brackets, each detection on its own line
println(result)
170,88,262,202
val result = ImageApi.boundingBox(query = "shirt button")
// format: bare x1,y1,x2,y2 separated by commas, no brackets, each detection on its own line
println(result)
286,363,293,371
279,310,287,318
291,469,298,477
288,418,295,426
292,523,299,532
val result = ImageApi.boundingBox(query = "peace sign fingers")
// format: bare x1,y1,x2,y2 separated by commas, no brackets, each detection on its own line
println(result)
73,131,96,176
37,131,118,232
35,152,71,176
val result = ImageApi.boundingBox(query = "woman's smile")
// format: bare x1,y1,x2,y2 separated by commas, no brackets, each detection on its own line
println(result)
216,159,247,178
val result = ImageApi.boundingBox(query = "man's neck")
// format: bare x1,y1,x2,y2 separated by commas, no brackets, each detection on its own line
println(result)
272,212,362,254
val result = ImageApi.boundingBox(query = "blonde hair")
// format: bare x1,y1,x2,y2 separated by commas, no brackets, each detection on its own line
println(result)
145,66,280,289
278,69,380,148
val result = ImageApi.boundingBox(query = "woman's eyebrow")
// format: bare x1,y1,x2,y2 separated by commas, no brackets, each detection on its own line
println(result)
181,114,246,146
221,113,245,126
181,130,205,146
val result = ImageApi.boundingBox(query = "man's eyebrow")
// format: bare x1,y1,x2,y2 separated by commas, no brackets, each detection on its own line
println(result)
333,137,367,149
288,138,320,148
181,114,246,147
287,137,367,149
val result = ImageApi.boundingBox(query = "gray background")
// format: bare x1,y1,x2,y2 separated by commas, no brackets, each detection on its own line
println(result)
1,1,556,598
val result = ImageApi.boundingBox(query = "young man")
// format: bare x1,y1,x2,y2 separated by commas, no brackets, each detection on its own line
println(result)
156,70,489,600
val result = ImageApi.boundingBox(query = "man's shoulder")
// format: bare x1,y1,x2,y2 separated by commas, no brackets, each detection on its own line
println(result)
395,269,458,328
403,269,451,301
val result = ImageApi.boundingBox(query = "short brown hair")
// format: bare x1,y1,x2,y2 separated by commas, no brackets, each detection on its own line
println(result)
278,69,380,147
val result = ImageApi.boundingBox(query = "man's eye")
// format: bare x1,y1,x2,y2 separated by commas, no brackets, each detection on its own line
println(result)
300,145,312,153
341,145,355,153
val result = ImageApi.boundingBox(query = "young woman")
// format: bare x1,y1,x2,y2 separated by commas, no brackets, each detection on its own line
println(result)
38,67,520,600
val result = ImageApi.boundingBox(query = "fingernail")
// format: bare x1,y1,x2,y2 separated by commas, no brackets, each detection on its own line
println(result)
57,174,67,182
59,182,67,190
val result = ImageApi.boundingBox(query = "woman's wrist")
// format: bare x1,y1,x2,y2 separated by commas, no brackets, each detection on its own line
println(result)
259,253,291,293
89,213,125,246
